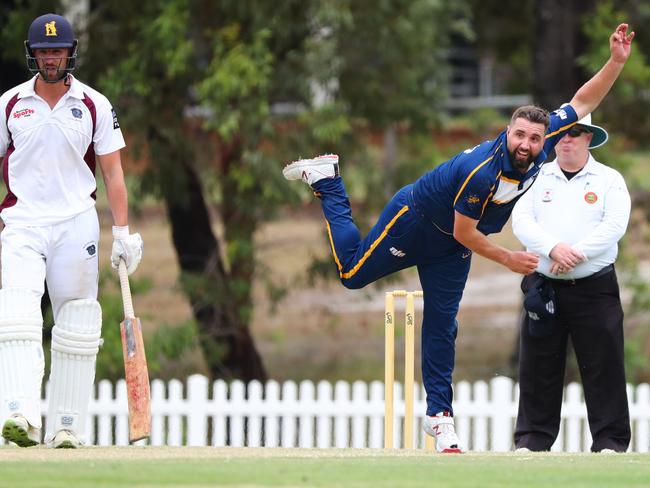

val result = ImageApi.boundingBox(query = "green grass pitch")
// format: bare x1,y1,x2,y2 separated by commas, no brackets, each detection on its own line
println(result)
1,447,648,487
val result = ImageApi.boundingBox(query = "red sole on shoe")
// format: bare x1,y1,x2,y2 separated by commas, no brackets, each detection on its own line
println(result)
441,448,464,453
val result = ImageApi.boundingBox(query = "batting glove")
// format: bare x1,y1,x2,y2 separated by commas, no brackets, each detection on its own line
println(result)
111,225,144,275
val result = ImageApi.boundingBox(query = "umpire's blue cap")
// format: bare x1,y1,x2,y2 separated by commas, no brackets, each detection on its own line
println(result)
27,13,76,50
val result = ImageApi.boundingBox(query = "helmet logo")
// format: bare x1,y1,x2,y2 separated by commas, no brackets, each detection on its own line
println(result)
45,21,57,36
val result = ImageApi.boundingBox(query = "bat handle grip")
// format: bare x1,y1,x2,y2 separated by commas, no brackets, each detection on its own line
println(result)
118,259,135,319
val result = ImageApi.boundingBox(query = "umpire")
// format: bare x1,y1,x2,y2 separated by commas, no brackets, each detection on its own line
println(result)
511,112,631,452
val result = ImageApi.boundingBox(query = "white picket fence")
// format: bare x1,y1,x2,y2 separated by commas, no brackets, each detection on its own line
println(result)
7,375,650,451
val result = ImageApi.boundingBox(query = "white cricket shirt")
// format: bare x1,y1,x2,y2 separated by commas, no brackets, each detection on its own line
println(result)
512,154,630,279
0,75,125,226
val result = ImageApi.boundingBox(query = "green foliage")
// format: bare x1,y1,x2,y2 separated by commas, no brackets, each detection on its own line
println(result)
467,0,534,93
336,0,472,129
198,26,273,141
579,2,650,144
0,0,61,65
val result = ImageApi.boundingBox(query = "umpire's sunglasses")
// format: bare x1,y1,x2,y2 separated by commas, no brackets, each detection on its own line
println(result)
567,126,592,138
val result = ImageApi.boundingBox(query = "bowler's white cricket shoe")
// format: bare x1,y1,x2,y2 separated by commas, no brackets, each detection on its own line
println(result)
282,154,339,186
423,411,464,453
49,429,80,449
2,415,41,447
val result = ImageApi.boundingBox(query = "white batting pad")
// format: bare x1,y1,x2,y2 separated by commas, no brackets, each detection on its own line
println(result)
46,299,102,443
0,288,44,428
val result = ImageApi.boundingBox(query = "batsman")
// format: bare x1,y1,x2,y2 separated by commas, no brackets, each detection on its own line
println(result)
0,14,143,448
284,24,634,452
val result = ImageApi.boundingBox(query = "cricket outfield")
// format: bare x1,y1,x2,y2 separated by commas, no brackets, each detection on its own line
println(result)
0,447,648,487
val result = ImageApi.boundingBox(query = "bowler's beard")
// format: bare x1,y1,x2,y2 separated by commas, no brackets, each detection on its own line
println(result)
508,148,535,170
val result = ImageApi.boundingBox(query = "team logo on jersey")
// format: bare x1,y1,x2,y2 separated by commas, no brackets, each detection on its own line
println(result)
71,108,83,119
45,21,57,37
111,108,120,129
85,242,97,257
584,192,598,204
542,189,553,202
13,108,35,119
389,247,406,258
466,195,481,205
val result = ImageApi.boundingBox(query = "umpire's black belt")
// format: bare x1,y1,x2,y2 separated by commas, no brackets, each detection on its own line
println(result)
540,264,615,286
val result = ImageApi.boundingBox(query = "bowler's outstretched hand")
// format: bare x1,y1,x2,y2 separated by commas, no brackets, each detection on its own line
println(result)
610,23,634,63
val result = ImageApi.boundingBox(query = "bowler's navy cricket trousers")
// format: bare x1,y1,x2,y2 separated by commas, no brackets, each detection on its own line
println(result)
313,177,472,415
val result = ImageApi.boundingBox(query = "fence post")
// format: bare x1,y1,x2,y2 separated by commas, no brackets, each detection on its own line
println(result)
115,379,129,445
265,381,281,447
281,381,298,447
212,380,228,447
247,380,264,447
96,380,113,446
150,379,165,446
230,381,246,447
187,375,208,446
565,383,583,452
299,380,316,448
454,380,472,450
334,381,351,448
316,381,334,448
634,384,649,453
167,379,184,446
473,381,489,451
351,381,368,448
490,376,514,451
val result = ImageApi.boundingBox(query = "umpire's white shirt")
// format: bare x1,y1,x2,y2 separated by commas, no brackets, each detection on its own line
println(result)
512,154,630,279
0,75,125,226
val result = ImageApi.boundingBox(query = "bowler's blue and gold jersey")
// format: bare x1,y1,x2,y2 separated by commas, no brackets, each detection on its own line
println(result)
411,105,578,235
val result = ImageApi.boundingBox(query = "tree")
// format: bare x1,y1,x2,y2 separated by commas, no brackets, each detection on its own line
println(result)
532,0,596,110
1,0,471,380
336,0,471,200
0,1,58,93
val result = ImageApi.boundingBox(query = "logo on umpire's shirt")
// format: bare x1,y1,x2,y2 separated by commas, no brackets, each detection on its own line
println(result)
71,108,83,119
111,108,120,129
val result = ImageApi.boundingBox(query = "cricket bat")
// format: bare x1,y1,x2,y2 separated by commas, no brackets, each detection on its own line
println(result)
118,259,152,442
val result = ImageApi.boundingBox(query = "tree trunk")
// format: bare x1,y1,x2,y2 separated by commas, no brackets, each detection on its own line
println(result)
533,0,595,110
155,135,267,382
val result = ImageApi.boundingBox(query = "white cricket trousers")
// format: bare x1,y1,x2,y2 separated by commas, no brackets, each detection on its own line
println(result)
1,207,99,320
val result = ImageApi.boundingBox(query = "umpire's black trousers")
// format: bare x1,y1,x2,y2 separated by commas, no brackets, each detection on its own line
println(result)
514,266,631,452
